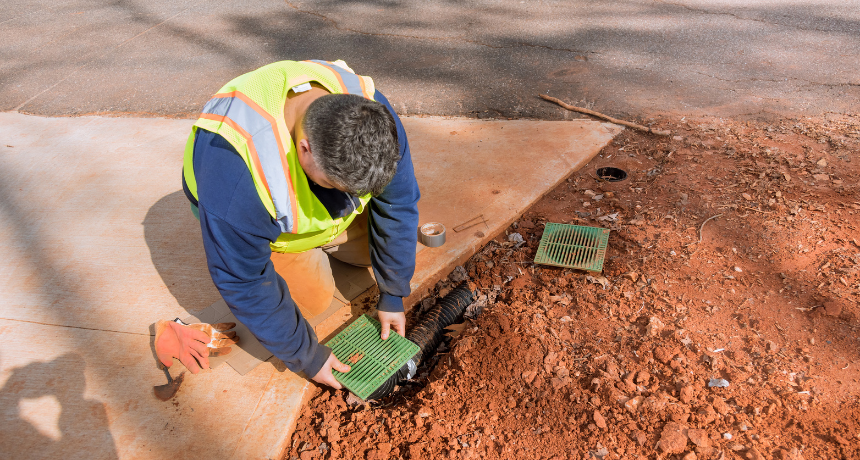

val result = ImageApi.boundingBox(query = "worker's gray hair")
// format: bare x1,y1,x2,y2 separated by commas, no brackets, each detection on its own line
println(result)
303,94,399,197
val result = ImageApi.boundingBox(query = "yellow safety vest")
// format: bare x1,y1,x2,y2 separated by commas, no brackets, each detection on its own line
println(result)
183,60,375,253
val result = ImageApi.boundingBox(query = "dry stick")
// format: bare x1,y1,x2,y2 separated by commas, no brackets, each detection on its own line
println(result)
686,213,724,249
539,94,672,136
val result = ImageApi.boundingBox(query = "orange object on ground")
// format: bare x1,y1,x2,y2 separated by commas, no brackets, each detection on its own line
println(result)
155,319,239,373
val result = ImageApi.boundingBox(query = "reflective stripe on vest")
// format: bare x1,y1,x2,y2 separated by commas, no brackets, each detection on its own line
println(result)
198,92,299,234
309,60,370,98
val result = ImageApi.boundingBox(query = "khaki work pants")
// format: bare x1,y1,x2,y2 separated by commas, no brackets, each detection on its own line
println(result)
270,211,371,319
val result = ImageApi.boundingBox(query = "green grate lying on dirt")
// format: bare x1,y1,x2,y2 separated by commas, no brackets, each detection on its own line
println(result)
325,314,419,400
534,223,610,272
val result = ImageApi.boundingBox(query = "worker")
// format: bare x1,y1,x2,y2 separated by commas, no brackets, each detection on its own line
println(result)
154,60,420,389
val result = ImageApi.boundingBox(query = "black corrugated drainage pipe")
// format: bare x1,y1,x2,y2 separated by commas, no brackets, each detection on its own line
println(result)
366,282,475,400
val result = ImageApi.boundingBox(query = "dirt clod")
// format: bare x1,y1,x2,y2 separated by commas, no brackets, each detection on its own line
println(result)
658,422,689,454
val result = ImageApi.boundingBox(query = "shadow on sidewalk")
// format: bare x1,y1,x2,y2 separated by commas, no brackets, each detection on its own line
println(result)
143,190,220,315
0,353,118,460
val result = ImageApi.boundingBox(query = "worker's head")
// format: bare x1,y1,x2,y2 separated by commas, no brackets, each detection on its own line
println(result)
299,94,399,196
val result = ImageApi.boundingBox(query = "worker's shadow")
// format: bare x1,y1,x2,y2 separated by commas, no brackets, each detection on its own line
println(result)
0,353,118,459
143,190,221,315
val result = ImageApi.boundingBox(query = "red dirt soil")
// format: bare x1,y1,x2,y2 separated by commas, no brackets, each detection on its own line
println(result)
287,114,860,460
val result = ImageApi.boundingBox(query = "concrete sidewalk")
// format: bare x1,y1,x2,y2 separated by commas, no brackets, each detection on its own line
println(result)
0,112,618,459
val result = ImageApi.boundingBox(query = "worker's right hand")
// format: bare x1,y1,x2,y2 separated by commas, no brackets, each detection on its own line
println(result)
310,352,351,389
154,320,239,374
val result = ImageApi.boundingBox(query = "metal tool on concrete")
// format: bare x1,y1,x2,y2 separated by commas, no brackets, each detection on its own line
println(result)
453,214,487,233
153,367,185,401
418,222,446,247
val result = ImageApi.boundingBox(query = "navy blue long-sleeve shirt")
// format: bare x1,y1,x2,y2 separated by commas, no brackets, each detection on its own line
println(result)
185,91,419,377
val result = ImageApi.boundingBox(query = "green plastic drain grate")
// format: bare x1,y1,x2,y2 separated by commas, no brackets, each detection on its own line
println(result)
534,223,610,272
325,314,419,400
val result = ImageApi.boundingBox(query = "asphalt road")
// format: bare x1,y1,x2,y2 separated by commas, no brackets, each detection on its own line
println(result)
2,0,858,120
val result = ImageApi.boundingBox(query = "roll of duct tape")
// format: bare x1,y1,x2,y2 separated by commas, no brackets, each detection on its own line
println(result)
418,222,446,247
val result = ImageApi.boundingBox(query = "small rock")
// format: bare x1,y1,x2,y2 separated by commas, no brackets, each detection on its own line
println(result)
817,158,827,167
734,266,743,273
687,429,711,449
696,405,718,425
682,453,697,460
712,397,731,415
642,393,668,413
708,378,730,388
673,135,684,141
593,410,608,429
654,346,675,364
813,173,830,181
658,422,689,454
604,362,621,380
507,233,524,245
592,443,609,459
679,385,694,404
728,442,746,452
745,448,765,460
646,316,665,336
742,193,753,201
723,432,733,440
625,396,644,413
522,371,537,384
766,341,778,353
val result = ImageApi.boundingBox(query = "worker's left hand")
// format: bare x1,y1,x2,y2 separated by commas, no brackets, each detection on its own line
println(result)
378,311,406,340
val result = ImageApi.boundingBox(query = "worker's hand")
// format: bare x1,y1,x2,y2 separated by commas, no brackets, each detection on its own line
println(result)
378,311,406,340
311,352,351,389
154,319,239,374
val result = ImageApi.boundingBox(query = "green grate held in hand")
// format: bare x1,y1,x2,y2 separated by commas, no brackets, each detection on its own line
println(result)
325,314,419,400
534,223,610,272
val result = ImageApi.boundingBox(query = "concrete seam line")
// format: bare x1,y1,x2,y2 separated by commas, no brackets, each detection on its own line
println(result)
0,317,151,336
